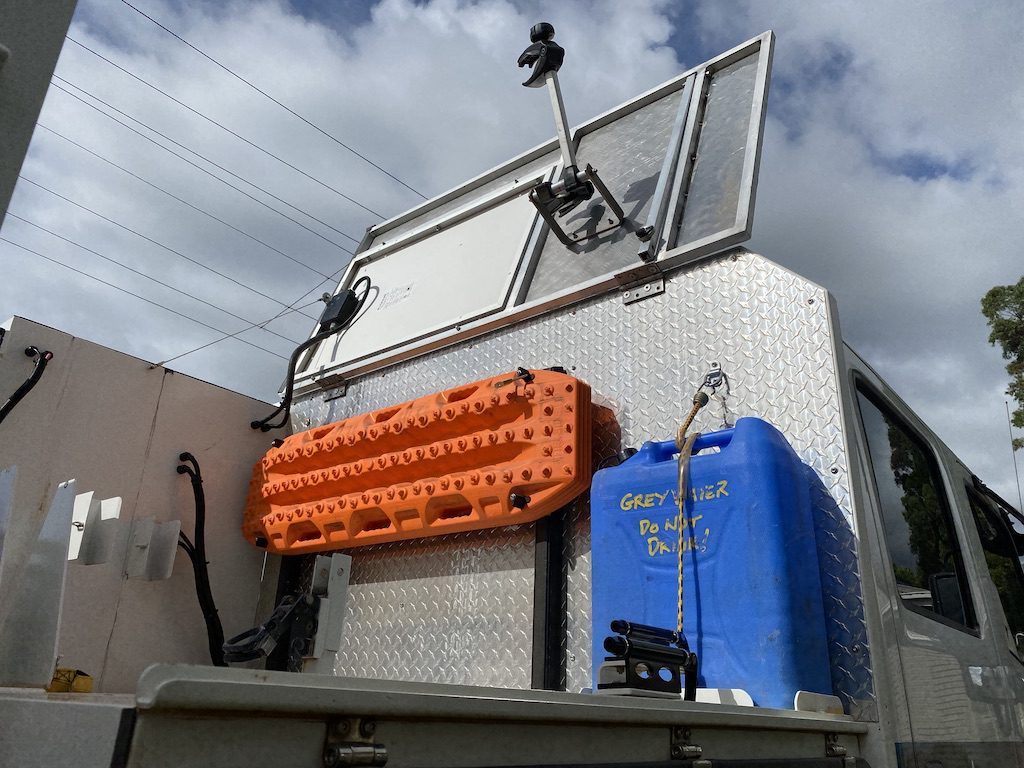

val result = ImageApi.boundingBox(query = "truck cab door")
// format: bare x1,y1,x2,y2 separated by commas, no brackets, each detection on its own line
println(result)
962,480,1024,731
853,383,1024,766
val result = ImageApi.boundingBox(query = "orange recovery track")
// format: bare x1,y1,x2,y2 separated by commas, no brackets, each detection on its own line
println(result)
244,370,592,553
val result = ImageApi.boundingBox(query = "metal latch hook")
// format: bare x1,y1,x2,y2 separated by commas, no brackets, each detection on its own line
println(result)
700,362,729,397
495,367,535,389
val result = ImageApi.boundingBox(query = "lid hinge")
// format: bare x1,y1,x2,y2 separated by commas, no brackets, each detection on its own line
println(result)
323,718,387,767
621,274,665,305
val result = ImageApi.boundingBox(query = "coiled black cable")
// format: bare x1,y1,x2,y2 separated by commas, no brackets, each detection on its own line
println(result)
176,452,226,666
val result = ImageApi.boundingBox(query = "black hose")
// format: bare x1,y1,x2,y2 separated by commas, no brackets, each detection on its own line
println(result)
178,534,196,559
251,276,371,432
0,346,54,426
250,326,344,432
176,452,226,666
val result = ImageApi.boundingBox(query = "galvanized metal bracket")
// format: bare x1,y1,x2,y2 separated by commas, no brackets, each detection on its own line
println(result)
305,553,352,674
323,718,387,767
69,492,122,564
621,275,665,305
0,476,76,687
670,726,705,762
125,517,181,580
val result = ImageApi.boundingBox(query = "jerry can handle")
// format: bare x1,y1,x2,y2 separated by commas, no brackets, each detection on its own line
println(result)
643,427,735,463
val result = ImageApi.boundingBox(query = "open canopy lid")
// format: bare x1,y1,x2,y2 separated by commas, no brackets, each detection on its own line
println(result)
296,31,774,391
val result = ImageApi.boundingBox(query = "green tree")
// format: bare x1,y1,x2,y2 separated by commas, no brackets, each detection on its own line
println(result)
982,277,1024,450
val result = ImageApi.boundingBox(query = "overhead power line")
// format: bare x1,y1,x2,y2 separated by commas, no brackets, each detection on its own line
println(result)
65,36,385,219
156,299,321,365
19,175,320,321
6,212,303,347
160,297,322,366
159,266,347,365
0,236,288,361
36,123,332,278
51,78,360,249
117,0,428,200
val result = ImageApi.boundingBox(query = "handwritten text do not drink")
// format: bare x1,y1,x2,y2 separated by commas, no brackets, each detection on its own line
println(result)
618,479,728,557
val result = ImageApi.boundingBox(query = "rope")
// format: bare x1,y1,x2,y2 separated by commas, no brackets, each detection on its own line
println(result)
674,391,709,637
676,391,709,448
675,431,700,636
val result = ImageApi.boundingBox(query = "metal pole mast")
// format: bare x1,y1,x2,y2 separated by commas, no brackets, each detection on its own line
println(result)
1006,400,1024,513
545,71,578,169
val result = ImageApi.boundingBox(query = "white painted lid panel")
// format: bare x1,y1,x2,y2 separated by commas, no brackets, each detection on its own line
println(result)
311,190,540,371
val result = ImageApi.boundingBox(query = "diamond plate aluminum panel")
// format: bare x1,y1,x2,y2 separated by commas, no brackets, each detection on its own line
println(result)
806,466,874,714
332,525,535,687
292,251,874,714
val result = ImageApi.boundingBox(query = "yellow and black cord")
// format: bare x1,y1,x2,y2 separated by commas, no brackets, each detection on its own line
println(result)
674,389,709,637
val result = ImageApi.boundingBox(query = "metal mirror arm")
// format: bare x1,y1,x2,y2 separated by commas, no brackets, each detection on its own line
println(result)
517,23,633,253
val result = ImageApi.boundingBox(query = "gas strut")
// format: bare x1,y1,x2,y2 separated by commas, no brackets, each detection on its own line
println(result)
0,346,54,427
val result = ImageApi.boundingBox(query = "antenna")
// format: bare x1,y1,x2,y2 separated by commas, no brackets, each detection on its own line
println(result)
517,23,635,252
1007,400,1024,513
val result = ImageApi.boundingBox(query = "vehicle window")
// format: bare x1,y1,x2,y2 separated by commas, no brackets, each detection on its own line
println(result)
856,386,976,629
966,489,1024,642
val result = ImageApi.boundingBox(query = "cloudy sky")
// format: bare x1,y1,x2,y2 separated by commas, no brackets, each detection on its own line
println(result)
2,0,1022,503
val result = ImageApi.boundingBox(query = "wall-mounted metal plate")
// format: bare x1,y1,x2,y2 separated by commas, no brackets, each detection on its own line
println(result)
125,518,181,581
69,492,122,564
0,479,76,686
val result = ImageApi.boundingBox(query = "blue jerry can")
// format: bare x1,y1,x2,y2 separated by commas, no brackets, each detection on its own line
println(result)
590,417,831,709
